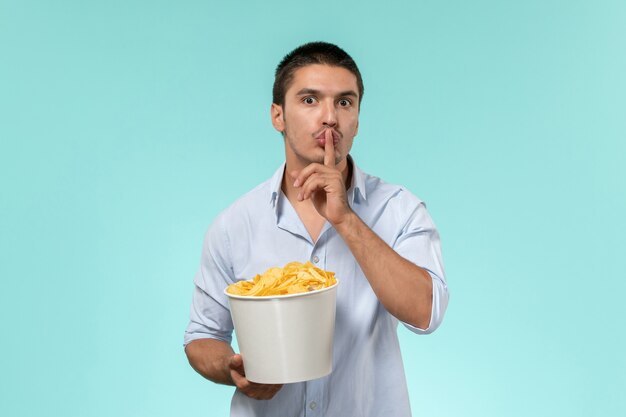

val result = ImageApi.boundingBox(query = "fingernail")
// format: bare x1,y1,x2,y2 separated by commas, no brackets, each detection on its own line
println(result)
293,179,300,187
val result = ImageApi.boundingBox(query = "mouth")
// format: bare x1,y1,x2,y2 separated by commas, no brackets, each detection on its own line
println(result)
314,129,341,147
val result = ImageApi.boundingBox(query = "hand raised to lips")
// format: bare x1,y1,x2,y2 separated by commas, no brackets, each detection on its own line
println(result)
291,129,353,225
315,127,341,144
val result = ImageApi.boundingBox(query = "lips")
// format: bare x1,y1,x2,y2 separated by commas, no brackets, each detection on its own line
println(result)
315,129,340,146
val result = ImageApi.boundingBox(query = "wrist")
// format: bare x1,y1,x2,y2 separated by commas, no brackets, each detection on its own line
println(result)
332,210,360,235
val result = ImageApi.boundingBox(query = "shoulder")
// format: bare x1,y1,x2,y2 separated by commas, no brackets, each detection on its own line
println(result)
201,176,273,256
210,161,286,237
359,171,440,243
361,168,425,210
353,165,434,234
213,176,273,227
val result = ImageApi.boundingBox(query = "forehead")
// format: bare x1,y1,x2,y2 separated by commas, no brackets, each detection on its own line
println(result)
286,64,359,97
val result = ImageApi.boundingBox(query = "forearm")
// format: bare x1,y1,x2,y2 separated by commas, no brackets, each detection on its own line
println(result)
334,211,433,329
185,338,235,386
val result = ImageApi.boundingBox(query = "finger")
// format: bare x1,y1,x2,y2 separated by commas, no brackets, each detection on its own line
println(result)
297,172,328,200
324,129,335,168
260,384,284,400
230,368,249,390
253,384,283,400
299,174,327,201
293,163,326,188
238,380,283,400
229,354,244,372
290,170,300,186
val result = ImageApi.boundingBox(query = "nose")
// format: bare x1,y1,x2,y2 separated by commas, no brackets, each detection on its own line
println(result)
321,99,337,127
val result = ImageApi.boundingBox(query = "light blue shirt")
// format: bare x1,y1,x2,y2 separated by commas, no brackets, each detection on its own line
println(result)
184,159,449,417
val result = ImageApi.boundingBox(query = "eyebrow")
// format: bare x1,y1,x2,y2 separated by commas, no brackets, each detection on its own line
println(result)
295,88,359,98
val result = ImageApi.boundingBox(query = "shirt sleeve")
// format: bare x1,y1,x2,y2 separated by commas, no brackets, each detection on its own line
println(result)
392,194,449,335
183,213,236,346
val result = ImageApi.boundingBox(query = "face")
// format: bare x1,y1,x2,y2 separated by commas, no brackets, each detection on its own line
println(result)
271,64,360,171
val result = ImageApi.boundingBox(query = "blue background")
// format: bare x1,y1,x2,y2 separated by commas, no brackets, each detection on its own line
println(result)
1,1,624,416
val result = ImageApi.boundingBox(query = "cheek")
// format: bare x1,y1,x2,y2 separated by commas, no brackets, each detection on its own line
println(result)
285,112,309,132
344,116,359,134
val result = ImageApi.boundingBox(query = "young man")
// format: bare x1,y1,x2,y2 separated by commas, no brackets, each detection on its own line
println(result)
184,42,449,416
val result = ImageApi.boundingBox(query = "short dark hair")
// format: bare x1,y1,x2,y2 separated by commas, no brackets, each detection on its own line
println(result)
272,41,364,107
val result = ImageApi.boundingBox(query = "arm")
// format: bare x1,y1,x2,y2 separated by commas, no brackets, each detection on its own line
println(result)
293,130,437,329
185,338,235,386
185,338,284,400
184,217,283,400
333,212,433,329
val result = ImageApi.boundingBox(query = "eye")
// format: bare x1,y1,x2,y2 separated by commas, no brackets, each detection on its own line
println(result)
338,98,352,107
303,96,317,105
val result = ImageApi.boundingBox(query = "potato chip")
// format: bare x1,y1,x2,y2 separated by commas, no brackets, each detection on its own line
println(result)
226,261,337,296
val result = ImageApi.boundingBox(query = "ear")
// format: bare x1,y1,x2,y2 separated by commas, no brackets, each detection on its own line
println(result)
354,118,359,138
271,103,285,132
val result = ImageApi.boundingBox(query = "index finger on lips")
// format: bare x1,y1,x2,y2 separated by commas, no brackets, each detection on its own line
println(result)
324,129,335,168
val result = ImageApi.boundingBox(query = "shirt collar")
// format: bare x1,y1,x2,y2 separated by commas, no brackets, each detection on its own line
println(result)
348,155,367,204
269,156,367,208
269,163,286,207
